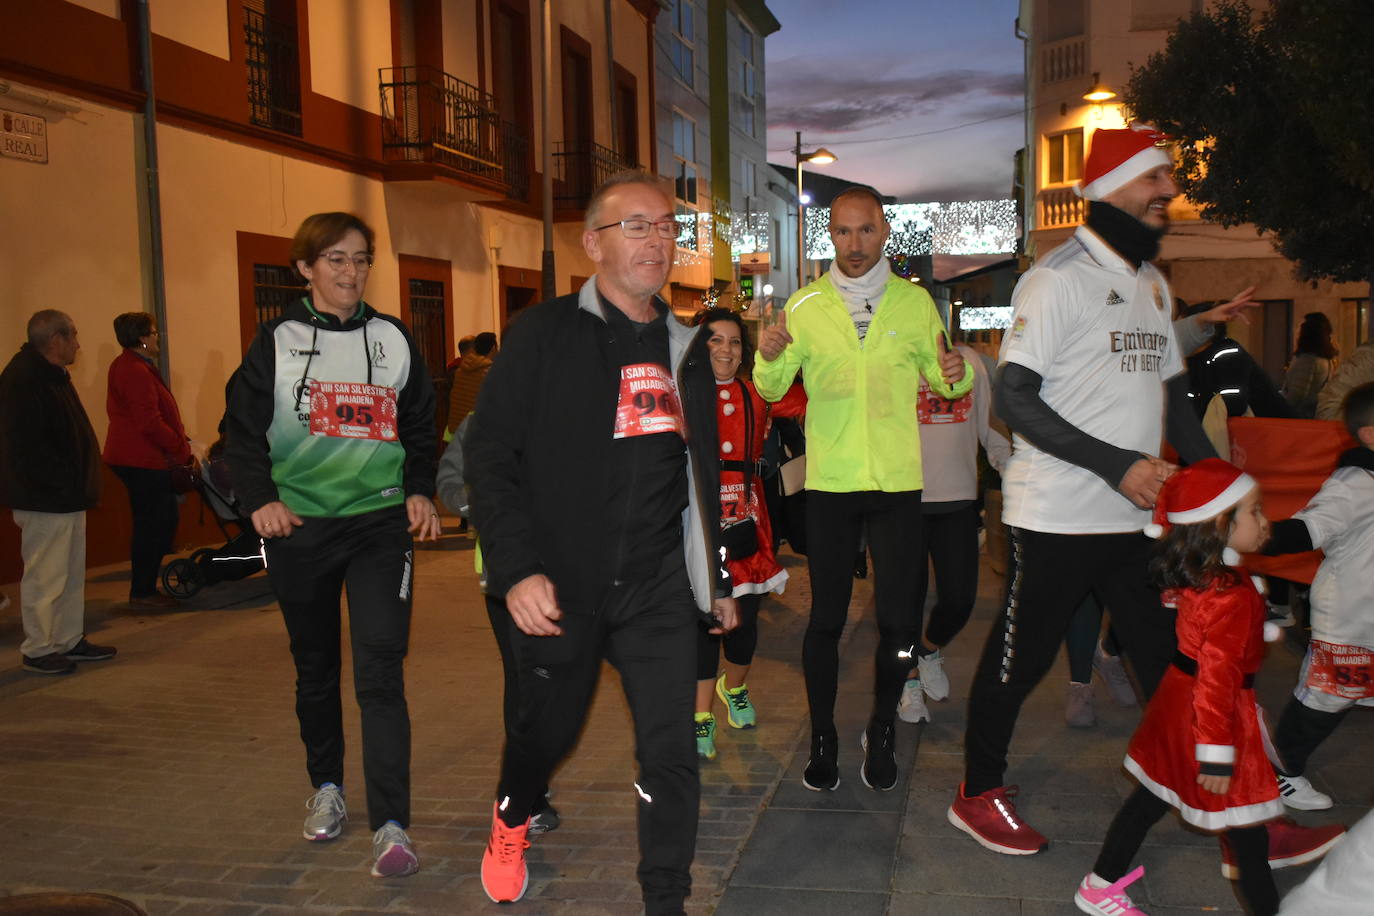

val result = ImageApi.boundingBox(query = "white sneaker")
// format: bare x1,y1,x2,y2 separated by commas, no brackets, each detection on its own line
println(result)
303,784,346,841
898,678,931,723
1277,773,1333,810
918,649,950,701
371,821,419,877
1092,645,1138,708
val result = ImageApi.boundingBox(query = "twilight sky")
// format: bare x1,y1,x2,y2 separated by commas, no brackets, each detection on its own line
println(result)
764,0,1025,203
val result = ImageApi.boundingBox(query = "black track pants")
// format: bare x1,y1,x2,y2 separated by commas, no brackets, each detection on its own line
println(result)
495,554,699,916
964,528,1176,795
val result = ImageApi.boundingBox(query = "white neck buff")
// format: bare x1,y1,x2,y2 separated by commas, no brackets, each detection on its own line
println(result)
828,258,891,341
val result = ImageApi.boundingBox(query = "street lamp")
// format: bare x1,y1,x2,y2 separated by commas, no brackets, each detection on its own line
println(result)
794,131,837,291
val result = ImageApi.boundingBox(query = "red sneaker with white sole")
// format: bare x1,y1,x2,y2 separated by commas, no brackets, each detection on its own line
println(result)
948,782,1048,855
1218,817,1345,879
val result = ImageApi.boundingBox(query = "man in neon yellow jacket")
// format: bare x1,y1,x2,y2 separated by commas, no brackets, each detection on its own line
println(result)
754,187,972,793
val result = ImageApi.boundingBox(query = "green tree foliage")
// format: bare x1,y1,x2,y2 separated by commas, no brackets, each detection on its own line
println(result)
1126,0,1374,297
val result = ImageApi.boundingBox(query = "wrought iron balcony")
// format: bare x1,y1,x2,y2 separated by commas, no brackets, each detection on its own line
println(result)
553,140,638,208
379,66,526,196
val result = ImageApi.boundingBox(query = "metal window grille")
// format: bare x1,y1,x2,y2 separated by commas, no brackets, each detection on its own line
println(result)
244,6,303,136
253,264,306,327
407,279,447,382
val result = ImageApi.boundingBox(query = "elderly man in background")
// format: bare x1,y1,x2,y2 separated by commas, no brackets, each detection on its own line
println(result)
0,310,115,675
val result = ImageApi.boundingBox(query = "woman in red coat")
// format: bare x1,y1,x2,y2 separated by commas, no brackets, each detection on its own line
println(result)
692,307,805,760
104,312,194,608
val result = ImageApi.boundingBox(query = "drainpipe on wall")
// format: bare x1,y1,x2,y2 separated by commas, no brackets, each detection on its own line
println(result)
540,0,556,302
136,0,171,380
605,0,617,160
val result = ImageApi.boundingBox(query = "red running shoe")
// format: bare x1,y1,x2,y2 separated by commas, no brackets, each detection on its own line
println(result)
481,802,531,902
947,782,1049,855
1219,817,1345,879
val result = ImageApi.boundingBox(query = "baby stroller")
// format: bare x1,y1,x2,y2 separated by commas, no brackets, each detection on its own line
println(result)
159,455,265,598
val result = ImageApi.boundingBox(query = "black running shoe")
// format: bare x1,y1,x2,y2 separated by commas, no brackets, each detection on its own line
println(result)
860,719,897,791
802,730,840,791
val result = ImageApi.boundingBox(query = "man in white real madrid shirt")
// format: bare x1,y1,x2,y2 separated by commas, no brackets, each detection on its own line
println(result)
948,127,1221,854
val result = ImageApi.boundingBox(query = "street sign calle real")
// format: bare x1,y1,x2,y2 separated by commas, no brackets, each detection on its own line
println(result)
1,109,48,164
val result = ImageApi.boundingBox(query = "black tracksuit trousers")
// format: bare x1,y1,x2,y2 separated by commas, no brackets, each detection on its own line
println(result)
964,528,1177,795
495,554,700,916
265,505,414,830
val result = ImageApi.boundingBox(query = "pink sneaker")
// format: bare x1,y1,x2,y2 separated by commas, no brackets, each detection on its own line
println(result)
1073,865,1148,915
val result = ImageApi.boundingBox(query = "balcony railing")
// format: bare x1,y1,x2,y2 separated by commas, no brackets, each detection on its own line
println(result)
1038,186,1084,229
553,140,638,208
1041,37,1087,84
379,66,525,194
244,7,302,136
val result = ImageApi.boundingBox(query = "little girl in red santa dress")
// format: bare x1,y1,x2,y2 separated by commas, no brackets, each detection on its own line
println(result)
1073,459,1344,916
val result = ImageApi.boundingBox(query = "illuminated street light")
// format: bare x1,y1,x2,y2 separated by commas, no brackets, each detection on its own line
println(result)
795,131,837,291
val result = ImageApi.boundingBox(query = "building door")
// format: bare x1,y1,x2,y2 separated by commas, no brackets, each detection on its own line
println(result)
398,255,454,439
499,265,542,327
560,28,594,201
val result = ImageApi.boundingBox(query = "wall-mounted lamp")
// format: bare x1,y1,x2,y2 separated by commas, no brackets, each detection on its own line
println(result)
1082,73,1117,103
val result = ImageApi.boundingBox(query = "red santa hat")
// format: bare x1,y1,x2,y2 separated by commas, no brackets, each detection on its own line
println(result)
1143,458,1256,540
1076,126,1172,201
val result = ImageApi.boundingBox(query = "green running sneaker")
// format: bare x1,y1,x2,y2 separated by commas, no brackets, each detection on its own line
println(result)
716,673,757,728
695,712,717,760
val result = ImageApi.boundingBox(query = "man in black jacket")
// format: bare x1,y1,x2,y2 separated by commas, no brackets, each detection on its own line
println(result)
0,311,114,675
466,173,735,914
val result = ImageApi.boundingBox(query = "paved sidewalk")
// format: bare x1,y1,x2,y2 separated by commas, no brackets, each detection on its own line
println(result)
0,524,1366,914
0,525,839,915
717,562,1367,915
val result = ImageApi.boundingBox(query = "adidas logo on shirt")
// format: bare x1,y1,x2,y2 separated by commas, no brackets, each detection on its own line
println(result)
1105,289,1126,305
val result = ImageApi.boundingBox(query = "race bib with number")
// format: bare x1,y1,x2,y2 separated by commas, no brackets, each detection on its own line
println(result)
309,381,399,441
917,385,972,425
1306,640,1374,700
719,480,757,525
613,363,684,440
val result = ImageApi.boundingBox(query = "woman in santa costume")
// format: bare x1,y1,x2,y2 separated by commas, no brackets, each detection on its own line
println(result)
691,307,805,760
1074,459,1344,916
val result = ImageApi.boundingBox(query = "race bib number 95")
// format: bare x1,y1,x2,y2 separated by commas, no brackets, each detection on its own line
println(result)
309,382,399,440
1307,640,1374,700
614,363,684,440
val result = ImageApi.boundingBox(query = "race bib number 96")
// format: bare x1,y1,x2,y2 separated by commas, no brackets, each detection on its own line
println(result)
309,382,399,440
614,363,684,440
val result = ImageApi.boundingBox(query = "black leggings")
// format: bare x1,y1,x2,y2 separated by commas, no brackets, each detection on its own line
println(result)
1273,696,1349,777
1064,593,1123,683
696,592,763,680
803,489,923,732
917,502,980,648
1094,786,1277,916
